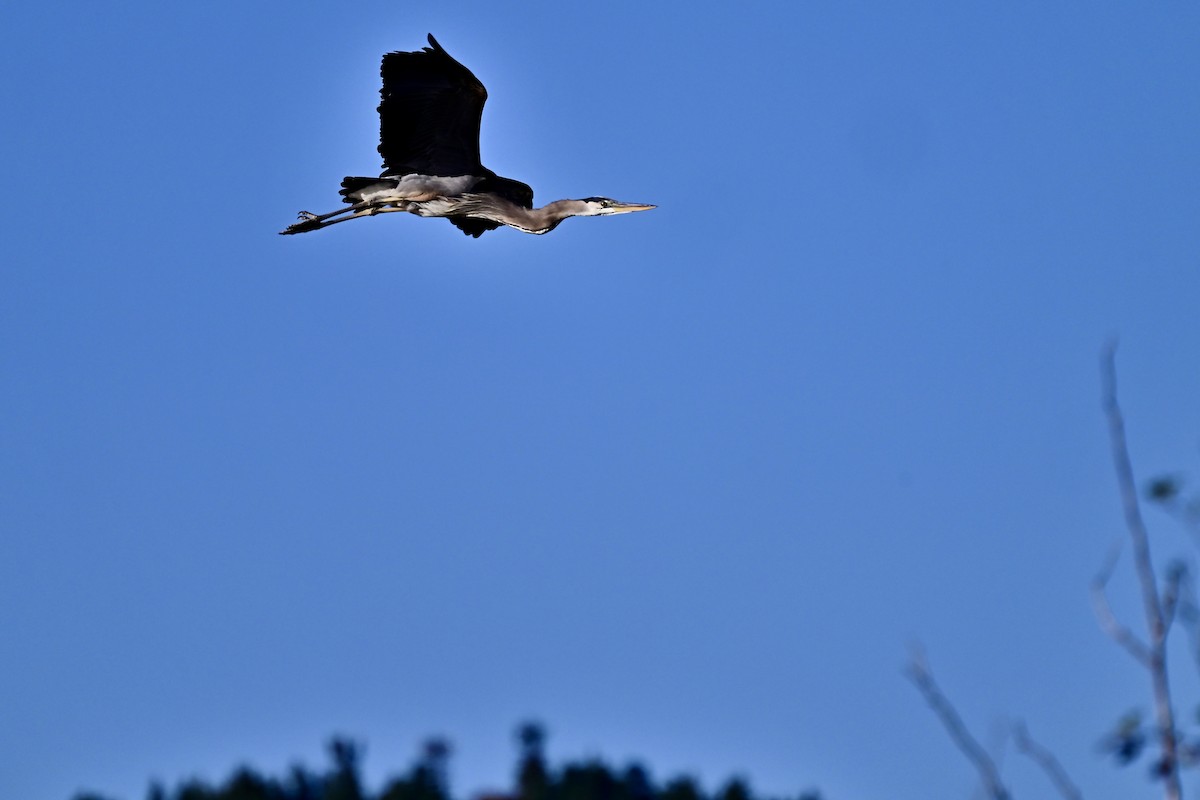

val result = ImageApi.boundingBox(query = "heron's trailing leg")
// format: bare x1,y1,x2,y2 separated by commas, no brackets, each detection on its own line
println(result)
280,201,380,234
280,203,360,234
279,201,418,234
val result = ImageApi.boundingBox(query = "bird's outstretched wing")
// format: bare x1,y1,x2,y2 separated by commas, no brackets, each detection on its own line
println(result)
378,34,489,177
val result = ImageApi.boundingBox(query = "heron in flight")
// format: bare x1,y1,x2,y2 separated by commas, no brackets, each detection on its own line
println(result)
281,34,655,237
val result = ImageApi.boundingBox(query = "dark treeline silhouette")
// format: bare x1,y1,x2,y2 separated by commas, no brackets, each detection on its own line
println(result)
72,723,822,800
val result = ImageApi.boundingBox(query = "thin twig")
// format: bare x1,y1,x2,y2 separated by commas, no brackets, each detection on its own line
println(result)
1090,540,1152,666
1167,569,1200,677
907,646,1011,800
1162,563,1185,633
1012,720,1083,800
1101,341,1182,800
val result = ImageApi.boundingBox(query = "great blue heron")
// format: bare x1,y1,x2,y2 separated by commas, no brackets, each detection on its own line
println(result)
280,34,654,237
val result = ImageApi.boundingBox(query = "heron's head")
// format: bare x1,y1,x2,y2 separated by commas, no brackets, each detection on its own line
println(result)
575,197,657,216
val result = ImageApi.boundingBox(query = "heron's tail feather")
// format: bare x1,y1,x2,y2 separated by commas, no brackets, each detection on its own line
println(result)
339,176,394,203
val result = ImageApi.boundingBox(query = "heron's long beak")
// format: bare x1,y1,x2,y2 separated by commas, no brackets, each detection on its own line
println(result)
610,201,656,214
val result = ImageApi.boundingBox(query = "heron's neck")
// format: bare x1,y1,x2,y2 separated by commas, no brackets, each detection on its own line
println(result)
469,197,585,234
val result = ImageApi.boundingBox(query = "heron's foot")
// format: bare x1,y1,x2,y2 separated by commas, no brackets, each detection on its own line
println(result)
281,215,324,235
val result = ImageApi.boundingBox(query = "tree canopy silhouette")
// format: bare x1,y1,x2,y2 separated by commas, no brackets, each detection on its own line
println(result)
72,724,821,800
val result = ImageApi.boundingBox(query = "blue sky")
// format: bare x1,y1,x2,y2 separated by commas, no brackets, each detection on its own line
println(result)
3,2,1199,799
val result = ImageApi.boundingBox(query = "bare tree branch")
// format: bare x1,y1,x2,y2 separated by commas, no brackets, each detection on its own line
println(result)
1012,721,1082,800
907,646,1011,800
1091,541,1153,666
1164,566,1200,677
1162,562,1185,633
1100,341,1183,800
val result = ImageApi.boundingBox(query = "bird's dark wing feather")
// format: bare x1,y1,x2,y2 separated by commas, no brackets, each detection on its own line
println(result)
448,217,498,237
477,174,534,208
445,174,535,237
378,34,488,177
